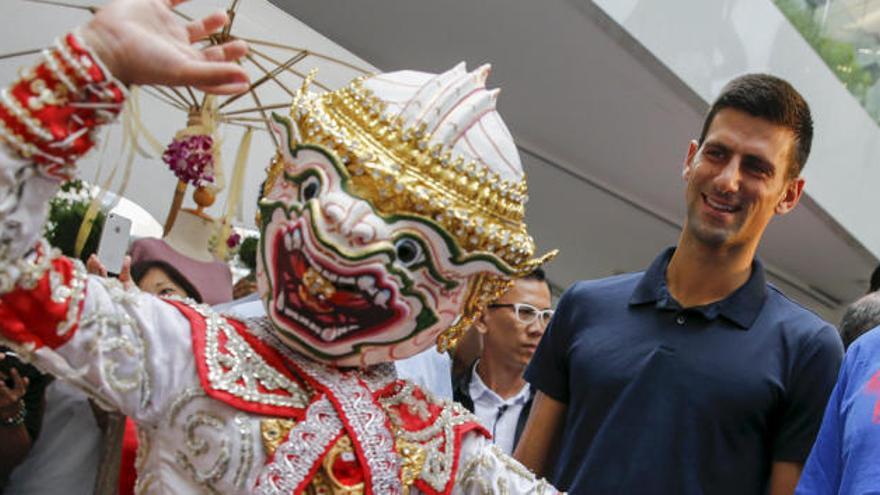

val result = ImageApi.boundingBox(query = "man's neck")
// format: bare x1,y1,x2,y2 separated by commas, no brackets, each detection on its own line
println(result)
666,234,756,308
475,357,527,400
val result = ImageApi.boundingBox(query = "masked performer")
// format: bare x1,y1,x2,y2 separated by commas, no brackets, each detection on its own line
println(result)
0,0,557,493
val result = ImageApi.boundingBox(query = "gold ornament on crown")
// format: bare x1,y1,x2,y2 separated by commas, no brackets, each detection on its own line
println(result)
265,74,557,351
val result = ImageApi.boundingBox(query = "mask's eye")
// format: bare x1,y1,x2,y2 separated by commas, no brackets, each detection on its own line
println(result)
300,176,321,202
394,238,424,267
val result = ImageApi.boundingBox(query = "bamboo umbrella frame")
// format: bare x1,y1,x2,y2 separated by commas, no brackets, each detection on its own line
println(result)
2,0,372,137
2,0,372,236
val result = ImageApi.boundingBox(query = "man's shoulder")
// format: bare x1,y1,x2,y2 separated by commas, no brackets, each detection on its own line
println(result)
764,283,834,331
763,284,842,357
843,326,880,369
565,271,644,302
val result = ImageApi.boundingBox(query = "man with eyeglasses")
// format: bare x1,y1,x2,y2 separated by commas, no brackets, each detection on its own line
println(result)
452,268,552,455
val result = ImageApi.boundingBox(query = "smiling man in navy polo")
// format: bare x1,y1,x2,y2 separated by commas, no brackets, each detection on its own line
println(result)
514,74,844,495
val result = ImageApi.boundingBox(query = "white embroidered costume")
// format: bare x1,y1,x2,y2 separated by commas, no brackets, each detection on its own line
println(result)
0,33,558,494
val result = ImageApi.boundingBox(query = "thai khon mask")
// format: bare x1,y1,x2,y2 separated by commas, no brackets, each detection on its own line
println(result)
256,63,556,367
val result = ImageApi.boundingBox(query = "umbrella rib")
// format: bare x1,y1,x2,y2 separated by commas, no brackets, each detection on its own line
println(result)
221,103,291,117
184,86,200,108
0,48,44,60
22,0,98,13
170,8,193,22
222,0,241,37
222,121,261,131
222,116,273,123
142,86,189,111
153,86,191,108
218,51,308,110
246,87,279,149
248,47,331,92
237,37,371,74
245,53,298,97
168,87,197,110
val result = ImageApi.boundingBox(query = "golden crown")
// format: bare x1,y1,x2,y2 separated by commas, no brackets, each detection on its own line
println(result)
265,74,556,350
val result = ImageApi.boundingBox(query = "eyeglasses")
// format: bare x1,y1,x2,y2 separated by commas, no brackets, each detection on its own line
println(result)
487,303,554,326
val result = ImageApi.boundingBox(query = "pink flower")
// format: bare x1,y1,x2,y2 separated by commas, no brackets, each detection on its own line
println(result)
162,135,215,187
226,232,241,249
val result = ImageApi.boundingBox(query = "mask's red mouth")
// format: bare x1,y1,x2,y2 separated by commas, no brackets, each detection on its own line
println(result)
271,226,403,343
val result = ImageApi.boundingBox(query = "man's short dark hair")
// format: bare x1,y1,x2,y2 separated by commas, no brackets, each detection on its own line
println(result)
870,264,880,293
698,74,813,178
839,292,880,349
522,267,546,282
519,267,551,295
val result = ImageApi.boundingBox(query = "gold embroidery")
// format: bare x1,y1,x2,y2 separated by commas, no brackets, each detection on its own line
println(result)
260,418,297,457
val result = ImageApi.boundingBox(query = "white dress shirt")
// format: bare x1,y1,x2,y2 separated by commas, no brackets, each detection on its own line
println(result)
468,361,532,455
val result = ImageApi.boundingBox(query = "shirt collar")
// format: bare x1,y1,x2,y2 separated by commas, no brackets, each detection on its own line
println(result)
629,246,767,329
469,360,531,405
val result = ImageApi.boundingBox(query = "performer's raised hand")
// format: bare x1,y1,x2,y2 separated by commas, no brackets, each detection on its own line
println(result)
80,0,249,94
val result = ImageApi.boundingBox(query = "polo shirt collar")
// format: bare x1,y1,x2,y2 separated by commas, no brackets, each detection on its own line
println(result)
629,247,767,329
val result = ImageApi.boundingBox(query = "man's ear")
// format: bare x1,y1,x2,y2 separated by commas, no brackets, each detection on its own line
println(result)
683,140,699,181
775,176,805,215
474,314,489,336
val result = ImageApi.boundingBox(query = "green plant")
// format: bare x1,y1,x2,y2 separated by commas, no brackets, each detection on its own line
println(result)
775,0,873,103
238,235,258,272
44,180,106,263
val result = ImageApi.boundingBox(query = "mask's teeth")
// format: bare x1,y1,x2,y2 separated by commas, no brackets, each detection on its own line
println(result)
283,306,321,335
276,289,285,311
357,275,376,295
283,231,293,251
374,288,391,308
320,327,337,342
339,324,360,336
292,228,303,249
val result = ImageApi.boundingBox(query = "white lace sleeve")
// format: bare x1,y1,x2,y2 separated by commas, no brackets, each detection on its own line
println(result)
0,146,62,290
0,30,125,290
452,432,563,494
4,275,199,426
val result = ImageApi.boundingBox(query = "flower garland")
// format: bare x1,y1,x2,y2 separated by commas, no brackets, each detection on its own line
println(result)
162,134,215,187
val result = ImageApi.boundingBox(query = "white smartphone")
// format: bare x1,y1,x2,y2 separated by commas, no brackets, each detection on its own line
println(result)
96,213,132,275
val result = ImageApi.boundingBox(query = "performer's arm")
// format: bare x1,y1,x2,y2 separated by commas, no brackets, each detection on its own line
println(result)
455,431,563,494
0,0,248,268
0,0,248,421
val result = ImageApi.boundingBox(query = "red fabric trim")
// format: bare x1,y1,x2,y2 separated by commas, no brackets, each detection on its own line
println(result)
377,380,489,495
254,406,344,494
0,32,125,167
413,421,487,495
0,254,83,349
164,299,308,419
266,424,344,494
117,418,138,495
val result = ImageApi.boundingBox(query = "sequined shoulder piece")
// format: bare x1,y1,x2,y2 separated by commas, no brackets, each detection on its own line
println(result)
166,299,312,418
378,380,488,495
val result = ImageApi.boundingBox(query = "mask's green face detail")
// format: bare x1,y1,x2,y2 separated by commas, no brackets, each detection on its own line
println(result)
257,139,503,367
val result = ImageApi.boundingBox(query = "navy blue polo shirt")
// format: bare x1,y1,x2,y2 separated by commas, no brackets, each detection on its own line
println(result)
525,248,843,495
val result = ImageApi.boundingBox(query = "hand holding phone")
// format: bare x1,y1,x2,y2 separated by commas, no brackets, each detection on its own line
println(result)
96,213,132,275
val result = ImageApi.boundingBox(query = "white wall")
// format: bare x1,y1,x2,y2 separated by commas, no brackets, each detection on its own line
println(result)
593,0,880,260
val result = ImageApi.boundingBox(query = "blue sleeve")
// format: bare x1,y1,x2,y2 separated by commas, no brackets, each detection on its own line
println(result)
523,282,581,403
773,323,844,462
795,359,847,494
